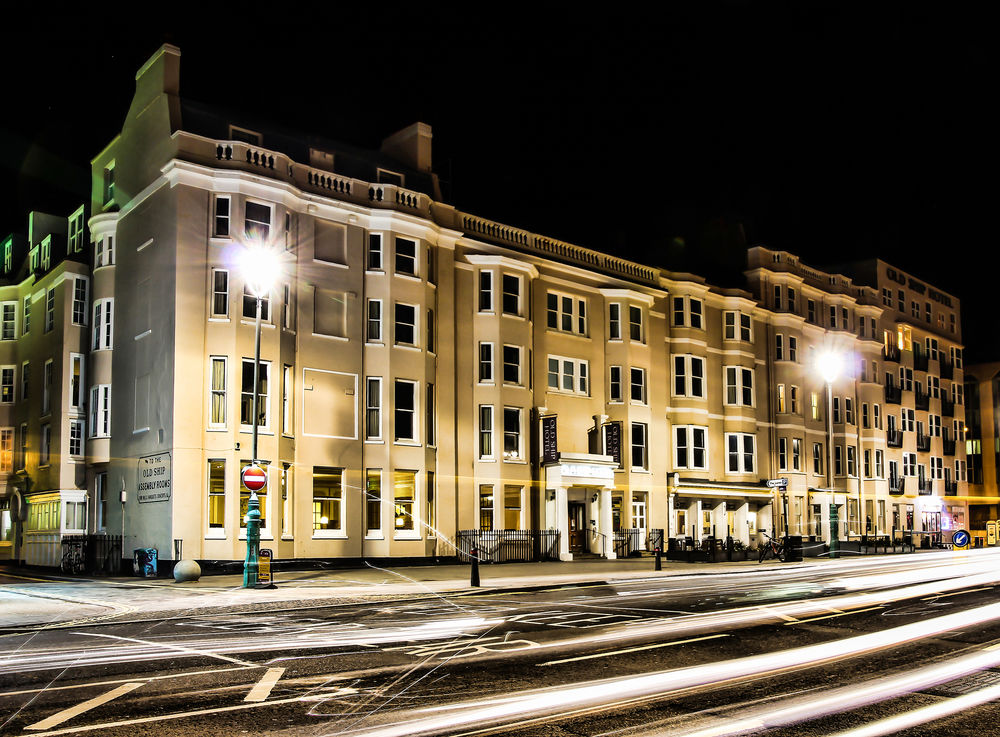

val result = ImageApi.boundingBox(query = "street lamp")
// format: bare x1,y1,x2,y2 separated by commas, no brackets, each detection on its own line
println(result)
817,349,842,558
240,242,281,588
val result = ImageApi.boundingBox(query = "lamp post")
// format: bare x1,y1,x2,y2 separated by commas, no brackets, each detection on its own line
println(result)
241,243,281,588
818,350,842,558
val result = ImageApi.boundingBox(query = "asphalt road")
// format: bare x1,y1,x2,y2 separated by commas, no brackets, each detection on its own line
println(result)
3,552,1000,736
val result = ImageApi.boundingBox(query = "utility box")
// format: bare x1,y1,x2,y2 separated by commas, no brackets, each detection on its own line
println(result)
133,548,158,577
785,535,803,562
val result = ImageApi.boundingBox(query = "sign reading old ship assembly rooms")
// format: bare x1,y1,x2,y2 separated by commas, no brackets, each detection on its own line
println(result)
137,453,172,503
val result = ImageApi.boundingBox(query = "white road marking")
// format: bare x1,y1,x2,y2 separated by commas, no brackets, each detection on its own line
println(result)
538,634,729,666
0,666,255,697
74,632,257,667
244,667,285,702
26,682,144,731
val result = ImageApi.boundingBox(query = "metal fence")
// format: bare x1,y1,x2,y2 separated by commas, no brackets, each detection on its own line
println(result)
60,535,123,575
455,530,561,563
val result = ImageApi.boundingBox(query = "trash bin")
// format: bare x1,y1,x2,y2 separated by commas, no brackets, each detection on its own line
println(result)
133,548,158,577
785,535,803,562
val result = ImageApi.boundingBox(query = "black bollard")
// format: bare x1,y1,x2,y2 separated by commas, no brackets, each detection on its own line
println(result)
654,546,662,571
470,546,480,587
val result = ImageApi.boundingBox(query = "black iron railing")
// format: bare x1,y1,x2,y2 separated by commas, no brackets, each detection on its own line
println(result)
889,476,905,495
455,530,560,563
60,535,123,575
887,429,903,448
916,432,931,452
915,387,929,411
885,383,902,404
883,344,901,362
941,397,955,417
914,351,929,372
940,360,954,380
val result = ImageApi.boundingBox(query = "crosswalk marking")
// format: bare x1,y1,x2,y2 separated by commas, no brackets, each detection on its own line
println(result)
26,682,144,731
244,667,285,702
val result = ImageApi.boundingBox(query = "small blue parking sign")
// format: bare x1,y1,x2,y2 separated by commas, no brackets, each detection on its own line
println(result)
953,529,971,549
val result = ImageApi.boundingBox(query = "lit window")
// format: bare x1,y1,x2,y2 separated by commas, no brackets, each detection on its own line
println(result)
312,467,343,531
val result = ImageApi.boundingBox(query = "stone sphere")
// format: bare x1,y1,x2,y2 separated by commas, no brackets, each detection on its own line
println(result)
173,559,202,582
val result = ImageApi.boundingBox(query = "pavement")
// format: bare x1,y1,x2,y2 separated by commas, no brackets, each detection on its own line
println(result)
0,551,925,630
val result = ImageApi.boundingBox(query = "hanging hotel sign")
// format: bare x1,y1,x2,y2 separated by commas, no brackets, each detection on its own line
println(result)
605,421,622,468
559,463,615,482
137,453,172,503
541,415,558,463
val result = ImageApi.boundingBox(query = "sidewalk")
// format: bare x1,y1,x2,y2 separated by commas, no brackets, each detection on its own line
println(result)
1,549,951,631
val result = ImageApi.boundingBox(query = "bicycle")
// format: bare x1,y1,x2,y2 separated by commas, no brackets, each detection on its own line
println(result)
758,532,785,562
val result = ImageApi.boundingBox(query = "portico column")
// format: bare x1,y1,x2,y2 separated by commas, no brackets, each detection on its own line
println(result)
601,486,615,559
556,486,571,561
735,502,749,544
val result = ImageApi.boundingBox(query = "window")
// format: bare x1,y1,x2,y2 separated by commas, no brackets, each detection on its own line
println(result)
673,296,703,328
479,271,493,312
479,405,494,459
789,336,798,362
951,346,963,369
547,356,589,395
366,300,382,342
0,428,12,473
240,359,269,429
927,375,940,399
929,414,941,437
367,233,383,270
874,404,882,429
724,311,752,341
504,485,522,529
630,367,646,403
89,385,111,437
726,433,756,473
813,442,823,474
243,284,270,321
395,237,417,276
42,360,53,415
282,365,293,435
312,467,343,531
547,292,587,335
773,285,783,311
0,367,12,404
478,343,494,383
393,470,416,531
20,361,28,402
778,437,788,470
44,288,55,332
503,407,523,460
811,392,820,420
479,485,494,530
427,246,436,285
69,420,84,457
503,345,522,384
899,366,913,391
208,357,226,427
213,196,230,237
835,445,843,476
610,366,623,402
792,438,801,471
629,305,644,342
875,450,884,478
931,456,944,480
777,384,787,413
281,284,294,329
426,384,435,446
847,446,857,476
103,164,115,204
244,201,271,240
40,424,51,465
501,274,521,315
673,355,705,398
790,386,799,414
724,366,754,406
1,302,17,340
394,379,417,442
69,354,84,410
92,299,114,349
903,452,917,477
205,460,226,529
902,408,915,432
775,334,784,361
427,309,435,352
394,303,416,346
365,469,381,533
807,299,817,323
22,295,30,334
609,303,622,339
211,269,229,318
862,403,870,429
674,425,707,469
845,398,855,425
631,422,648,469
833,397,841,424
365,377,382,440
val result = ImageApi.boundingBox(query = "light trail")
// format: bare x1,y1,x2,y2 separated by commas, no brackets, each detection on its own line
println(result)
341,601,1000,737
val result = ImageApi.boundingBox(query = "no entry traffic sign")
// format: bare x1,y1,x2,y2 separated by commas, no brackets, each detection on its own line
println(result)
242,464,267,492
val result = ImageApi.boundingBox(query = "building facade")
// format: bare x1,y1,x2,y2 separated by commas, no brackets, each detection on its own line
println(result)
962,362,1000,543
0,45,973,568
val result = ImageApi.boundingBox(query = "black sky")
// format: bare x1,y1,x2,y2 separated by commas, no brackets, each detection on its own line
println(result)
1,5,995,357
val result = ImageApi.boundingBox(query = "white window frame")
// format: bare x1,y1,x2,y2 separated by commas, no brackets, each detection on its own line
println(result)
20,360,28,402
479,270,494,312
630,367,647,404
547,355,589,396
724,366,755,407
365,377,382,440
0,301,16,340
673,355,705,398
92,298,114,350
69,353,85,410
394,302,417,347
282,365,293,436
211,269,229,318
608,303,621,340
547,291,588,335
502,345,522,385
628,305,644,342
89,385,111,438
393,379,418,443
69,420,85,457
44,288,55,332
500,273,523,316
209,356,227,429
631,422,648,470
0,366,13,404
726,432,756,474
502,407,524,461
479,404,494,460
367,233,383,271
394,237,418,277
71,277,88,326
213,195,231,237
609,365,623,403
724,311,752,341
674,425,708,470
366,299,382,343
240,358,270,431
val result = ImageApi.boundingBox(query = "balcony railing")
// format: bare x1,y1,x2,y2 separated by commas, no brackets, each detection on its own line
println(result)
917,478,933,495
939,360,954,380
886,428,903,448
943,437,956,456
944,479,958,495
883,344,901,363
914,387,929,411
941,397,955,417
916,433,931,452
885,383,902,405
889,476,905,495
914,351,929,372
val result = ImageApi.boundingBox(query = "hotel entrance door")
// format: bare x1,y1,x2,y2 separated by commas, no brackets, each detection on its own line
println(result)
569,502,587,552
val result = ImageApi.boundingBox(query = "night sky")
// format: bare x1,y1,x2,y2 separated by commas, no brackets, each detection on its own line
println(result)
2,6,994,358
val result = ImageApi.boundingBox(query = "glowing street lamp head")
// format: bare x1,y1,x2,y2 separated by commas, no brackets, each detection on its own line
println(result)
241,242,282,298
817,350,842,384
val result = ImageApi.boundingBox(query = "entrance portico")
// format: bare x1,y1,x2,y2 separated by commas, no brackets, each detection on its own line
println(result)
543,452,618,561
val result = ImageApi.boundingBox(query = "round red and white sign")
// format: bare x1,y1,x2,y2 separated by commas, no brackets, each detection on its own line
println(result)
242,464,267,492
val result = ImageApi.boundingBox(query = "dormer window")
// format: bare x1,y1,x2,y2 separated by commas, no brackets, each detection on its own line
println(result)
2,239,10,273
229,125,261,145
41,236,51,271
377,168,404,187
68,207,85,253
103,164,115,205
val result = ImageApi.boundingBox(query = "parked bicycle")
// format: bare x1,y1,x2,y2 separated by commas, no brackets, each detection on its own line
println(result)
758,531,785,562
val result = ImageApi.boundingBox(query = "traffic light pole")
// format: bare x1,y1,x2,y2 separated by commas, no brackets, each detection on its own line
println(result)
243,294,263,589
